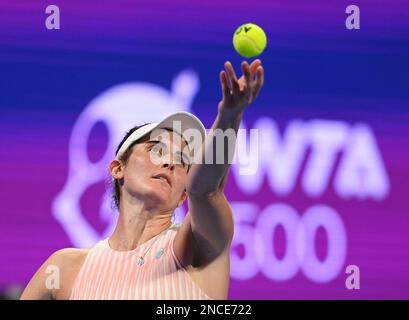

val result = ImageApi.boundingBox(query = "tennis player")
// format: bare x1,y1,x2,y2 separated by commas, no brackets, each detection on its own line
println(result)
21,59,264,300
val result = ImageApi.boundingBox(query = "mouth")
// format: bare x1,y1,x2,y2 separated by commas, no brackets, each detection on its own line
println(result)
152,174,172,187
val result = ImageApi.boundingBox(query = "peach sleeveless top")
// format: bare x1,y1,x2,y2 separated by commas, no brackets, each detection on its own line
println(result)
69,224,211,300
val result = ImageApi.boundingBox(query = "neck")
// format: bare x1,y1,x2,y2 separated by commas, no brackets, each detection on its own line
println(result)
108,193,173,251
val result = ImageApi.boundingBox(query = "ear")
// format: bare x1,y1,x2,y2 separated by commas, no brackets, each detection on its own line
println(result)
109,159,124,180
176,189,187,208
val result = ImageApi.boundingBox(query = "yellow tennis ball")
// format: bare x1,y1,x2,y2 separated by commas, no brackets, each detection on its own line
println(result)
233,23,267,58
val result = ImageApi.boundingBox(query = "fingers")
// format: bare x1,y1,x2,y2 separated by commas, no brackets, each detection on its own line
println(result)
221,60,264,103
241,61,251,95
224,61,240,97
249,59,262,78
219,70,231,101
252,66,264,100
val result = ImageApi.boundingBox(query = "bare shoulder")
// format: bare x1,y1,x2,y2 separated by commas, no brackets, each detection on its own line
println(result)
51,247,89,264
52,248,90,300
20,247,89,300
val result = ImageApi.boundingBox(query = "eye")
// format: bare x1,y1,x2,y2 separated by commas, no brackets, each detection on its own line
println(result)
150,144,163,156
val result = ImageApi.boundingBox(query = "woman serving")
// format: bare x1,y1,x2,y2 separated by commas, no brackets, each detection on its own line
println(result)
21,59,264,300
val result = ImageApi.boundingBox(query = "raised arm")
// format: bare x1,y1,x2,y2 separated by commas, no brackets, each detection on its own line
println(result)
181,59,264,261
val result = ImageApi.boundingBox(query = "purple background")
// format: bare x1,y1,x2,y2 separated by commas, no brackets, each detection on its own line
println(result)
0,0,408,299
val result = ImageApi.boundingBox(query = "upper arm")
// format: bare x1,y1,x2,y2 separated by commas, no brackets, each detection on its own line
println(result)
174,190,234,268
188,190,234,249
20,250,63,300
20,248,87,300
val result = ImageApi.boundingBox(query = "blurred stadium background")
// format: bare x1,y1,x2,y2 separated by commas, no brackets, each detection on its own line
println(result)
0,0,408,299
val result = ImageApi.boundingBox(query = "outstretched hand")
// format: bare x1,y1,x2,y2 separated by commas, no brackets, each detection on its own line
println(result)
218,59,264,118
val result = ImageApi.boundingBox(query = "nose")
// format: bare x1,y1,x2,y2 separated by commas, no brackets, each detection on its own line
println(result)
162,162,175,171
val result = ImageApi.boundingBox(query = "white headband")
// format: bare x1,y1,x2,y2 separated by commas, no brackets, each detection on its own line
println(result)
115,112,206,161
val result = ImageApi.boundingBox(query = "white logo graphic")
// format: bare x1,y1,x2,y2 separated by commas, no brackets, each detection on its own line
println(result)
345,264,361,289
230,203,347,283
232,119,389,199
345,5,360,30
45,5,60,30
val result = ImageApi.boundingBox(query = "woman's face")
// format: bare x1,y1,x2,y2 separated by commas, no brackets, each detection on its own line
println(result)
119,129,190,211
